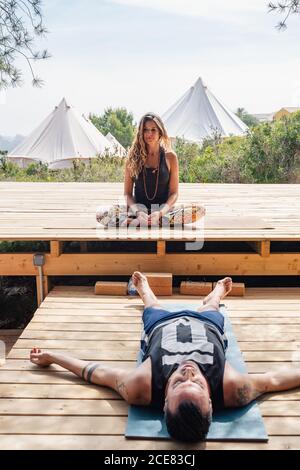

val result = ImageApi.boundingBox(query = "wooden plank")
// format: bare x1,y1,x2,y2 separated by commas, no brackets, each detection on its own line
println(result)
0,416,126,434
0,435,297,450
265,417,300,435
246,362,300,372
242,351,300,361
0,359,135,371
20,329,139,340
0,384,119,399
0,371,86,384
8,349,137,360
259,401,300,416
0,398,127,415
14,339,139,350
1,252,299,276
30,315,142,323
25,322,142,332
0,414,299,436
34,307,143,317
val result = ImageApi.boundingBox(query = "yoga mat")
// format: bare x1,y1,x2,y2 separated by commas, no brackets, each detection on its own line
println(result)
126,304,268,441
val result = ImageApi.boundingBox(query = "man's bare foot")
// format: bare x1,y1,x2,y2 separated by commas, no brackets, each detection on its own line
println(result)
203,277,232,304
132,271,150,295
132,271,161,308
30,348,53,367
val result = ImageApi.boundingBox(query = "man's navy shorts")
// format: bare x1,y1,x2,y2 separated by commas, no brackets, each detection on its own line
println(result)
142,307,225,336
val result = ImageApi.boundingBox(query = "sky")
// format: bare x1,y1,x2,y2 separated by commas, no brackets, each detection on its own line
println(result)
1,0,300,136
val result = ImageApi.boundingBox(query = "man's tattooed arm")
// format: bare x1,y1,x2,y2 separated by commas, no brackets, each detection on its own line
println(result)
81,363,102,384
116,380,129,401
235,382,259,406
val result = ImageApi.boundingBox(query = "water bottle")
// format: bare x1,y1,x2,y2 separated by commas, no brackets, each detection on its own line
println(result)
127,276,138,296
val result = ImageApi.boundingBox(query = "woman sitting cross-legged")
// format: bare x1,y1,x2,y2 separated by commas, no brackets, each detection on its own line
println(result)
96,113,205,228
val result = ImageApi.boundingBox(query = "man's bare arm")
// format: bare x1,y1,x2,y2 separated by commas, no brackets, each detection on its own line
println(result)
225,363,300,407
29,349,147,404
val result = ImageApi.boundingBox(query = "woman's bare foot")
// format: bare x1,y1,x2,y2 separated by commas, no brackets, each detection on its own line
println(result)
203,277,232,305
30,348,53,367
132,271,160,307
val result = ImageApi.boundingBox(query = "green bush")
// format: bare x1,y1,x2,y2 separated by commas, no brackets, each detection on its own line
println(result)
0,154,126,182
0,114,299,184
242,112,300,183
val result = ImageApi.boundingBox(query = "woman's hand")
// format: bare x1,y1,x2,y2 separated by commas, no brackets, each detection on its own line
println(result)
30,348,53,367
136,211,149,227
148,211,161,226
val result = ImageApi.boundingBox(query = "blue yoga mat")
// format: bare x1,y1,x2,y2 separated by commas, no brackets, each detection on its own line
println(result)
126,303,268,441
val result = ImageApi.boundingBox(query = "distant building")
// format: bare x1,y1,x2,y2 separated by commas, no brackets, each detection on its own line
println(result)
253,107,300,123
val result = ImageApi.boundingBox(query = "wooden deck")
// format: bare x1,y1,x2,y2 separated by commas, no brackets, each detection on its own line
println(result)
1,182,299,241
0,183,299,295
0,286,299,450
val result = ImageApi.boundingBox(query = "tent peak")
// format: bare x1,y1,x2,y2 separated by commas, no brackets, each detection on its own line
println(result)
55,97,71,110
162,77,248,142
194,77,208,89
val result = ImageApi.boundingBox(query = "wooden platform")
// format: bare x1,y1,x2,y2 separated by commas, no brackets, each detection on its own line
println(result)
0,286,299,450
0,183,299,288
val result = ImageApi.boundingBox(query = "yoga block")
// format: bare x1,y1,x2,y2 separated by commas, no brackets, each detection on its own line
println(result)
151,286,173,296
213,281,245,297
144,273,172,296
95,281,128,296
180,281,212,296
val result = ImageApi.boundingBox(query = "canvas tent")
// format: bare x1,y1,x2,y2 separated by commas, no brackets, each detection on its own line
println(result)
106,132,127,157
162,77,248,143
8,98,112,169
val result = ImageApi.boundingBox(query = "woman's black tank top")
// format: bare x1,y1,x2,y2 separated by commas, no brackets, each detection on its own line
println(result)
134,147,170,211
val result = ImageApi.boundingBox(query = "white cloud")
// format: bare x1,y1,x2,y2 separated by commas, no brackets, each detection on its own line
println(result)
110,0,268,21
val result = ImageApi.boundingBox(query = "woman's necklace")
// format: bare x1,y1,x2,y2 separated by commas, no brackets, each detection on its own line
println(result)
143,151,160,201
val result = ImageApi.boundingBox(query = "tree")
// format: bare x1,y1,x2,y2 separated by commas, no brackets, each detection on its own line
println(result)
0,0,50,89
90,107,136,149
243,111,300,183
236,108,259,128
269,1,300,29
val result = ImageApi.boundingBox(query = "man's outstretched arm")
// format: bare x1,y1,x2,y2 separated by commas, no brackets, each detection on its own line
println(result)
30,348,148,404
224,362,300,407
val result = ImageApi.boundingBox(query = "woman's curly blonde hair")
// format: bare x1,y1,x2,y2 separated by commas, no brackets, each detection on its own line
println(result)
126,113,171,178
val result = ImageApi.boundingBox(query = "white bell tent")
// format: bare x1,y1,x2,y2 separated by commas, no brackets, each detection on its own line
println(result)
8,98,113,169
162,77,248,143
106,132,127,157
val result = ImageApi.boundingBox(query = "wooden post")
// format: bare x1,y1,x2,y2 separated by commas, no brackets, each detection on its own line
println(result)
157,241,166,257
50,241,63,257
36,275,42,307
80,242,88,253
43,276,51,297
247,240,270,257
36,275,51,307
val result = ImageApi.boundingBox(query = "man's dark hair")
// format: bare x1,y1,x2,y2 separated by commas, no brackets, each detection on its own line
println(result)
165,400,212,442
